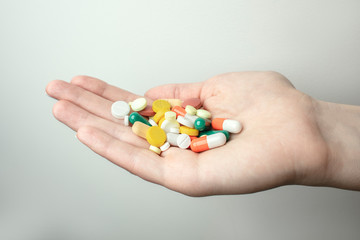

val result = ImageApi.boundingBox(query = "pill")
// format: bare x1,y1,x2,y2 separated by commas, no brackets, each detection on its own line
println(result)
161,99,183,107
177,115,194,128
160,142,170,151
190,136,198,141
149,145,161,155
124,115,129,126
169,127,180,134
131,97,147,112
132,121,150,139
194,117,209,131
148,118,158,126
164,111,176,121
185,105,197,115
190,133,226,152
153,110,166,123
196,109,211,119
179,126,199,136
146,126,167,147
212,118,242,133
138,105,155,117
166,133,180,146
152,99,171,112
111,101,130,119
177,134,191,149
182,98,202,109
199,130,230,141
166,133,191,149
129,112,151,126
172,106,199,123
161,119,180,133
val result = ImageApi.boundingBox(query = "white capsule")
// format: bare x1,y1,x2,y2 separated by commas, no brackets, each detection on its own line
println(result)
111,101,130,119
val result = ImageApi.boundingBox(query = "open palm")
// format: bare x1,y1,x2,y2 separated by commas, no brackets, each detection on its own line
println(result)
46,72,328,196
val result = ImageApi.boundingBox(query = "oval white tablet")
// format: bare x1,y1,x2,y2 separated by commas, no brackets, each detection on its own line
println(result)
131,98,147,112
111,101,130,119
177,116,194,128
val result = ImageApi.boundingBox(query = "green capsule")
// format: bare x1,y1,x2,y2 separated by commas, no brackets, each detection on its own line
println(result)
129,112,151,126
199,130,230,141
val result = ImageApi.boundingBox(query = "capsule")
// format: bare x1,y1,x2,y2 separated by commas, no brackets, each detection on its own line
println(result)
211,118,242,133
190,133,226,152
129,112,151,126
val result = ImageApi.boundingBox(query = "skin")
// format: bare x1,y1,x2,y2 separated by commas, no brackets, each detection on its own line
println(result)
46,71,360,196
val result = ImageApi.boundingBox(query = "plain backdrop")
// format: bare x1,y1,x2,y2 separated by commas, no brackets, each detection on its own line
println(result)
1,0,359,239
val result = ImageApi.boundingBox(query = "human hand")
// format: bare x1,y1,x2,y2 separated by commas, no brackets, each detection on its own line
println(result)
46,72,360,196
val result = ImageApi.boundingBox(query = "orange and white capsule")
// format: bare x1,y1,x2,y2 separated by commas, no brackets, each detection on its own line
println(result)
190,133,226,152
212,118,242,133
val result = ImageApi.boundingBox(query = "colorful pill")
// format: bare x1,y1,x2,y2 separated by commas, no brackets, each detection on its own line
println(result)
132,121,150,139
129,112,151,126
160,99,183,107
211,118,242,133
152,99,171,112
194,117,210,131
199,130,230,141
179,126,199,136
138,105,155,117
190,133,226,152
146,126,167,147
111,101,130,119
131,97,147,112
153,110,166,123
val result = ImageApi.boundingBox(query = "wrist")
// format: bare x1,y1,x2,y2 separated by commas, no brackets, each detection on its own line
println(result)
314,100,360,190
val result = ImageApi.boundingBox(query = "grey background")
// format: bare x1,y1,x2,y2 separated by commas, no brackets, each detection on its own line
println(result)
1,0,359,239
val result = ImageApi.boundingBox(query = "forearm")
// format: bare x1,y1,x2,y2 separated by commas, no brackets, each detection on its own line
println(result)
315,100,360,190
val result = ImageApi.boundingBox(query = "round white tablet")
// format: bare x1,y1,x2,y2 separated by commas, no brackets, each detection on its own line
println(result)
131,97,147,112
111,101,130,119
177,134,191,149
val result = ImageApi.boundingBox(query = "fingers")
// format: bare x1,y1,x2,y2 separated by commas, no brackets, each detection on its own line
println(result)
144,82,204,100
46,80,122,123
53,100,149,148
70,75,141,102
77,126,164,184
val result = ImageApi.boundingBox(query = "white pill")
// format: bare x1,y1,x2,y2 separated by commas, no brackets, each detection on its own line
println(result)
165,111,176,121
166,133,179,146
161,119,180,133
111,101,130,119
177,134,191,149
160,142,170,151
177,116,194,128
131,97,147,112
123,115,129,126
169,127,180,134
149,145,161,154
196,109,211,119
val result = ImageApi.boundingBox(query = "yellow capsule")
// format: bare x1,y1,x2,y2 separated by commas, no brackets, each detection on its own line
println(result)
152,99,171,113
149,145,161,154
132,121,150,139
153,110,166,123
146,126,167,147
179,126,199,136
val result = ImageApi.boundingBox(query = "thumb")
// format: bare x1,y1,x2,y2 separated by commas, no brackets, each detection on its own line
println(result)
144,82,204,100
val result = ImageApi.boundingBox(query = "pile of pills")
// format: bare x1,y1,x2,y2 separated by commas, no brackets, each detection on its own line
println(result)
111,97,242,154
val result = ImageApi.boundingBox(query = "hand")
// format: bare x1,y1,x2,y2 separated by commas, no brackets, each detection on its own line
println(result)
46,72,360,196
